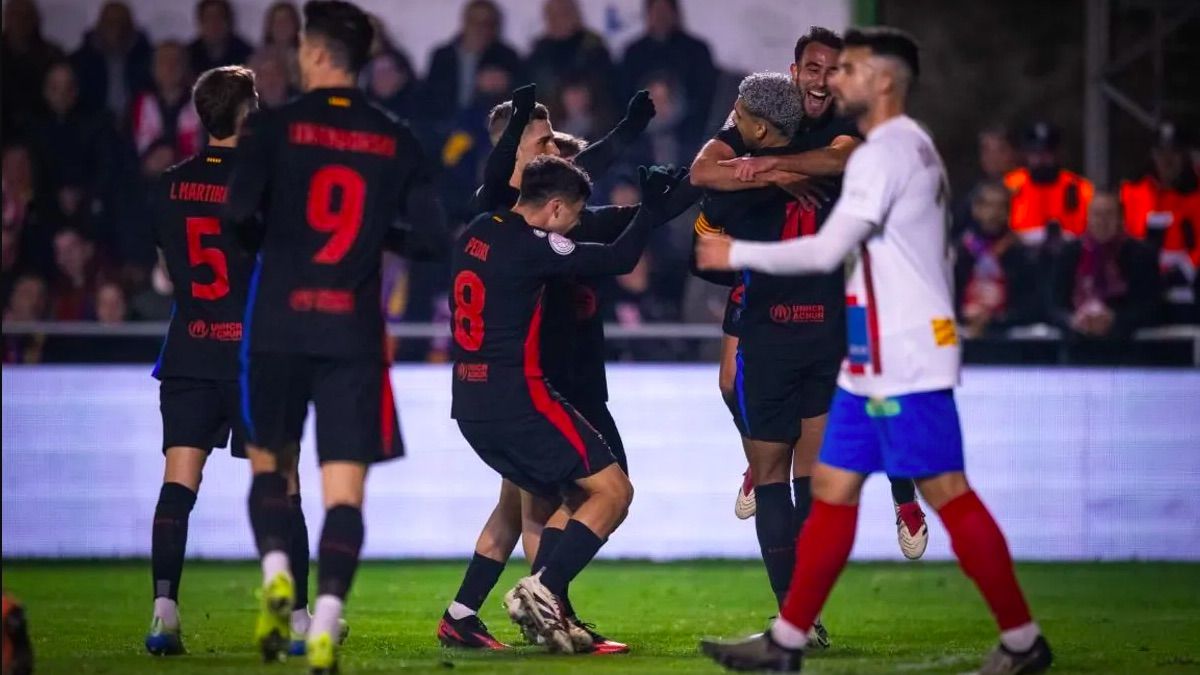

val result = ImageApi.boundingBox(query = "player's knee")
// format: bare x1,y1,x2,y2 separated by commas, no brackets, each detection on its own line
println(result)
811,465,862,506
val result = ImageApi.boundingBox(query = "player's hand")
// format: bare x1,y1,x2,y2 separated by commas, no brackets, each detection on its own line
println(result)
764,172,830,211
625,90,657,128
695,233,735,271
718,155,777,182
638,164,687,209
511,83,536,112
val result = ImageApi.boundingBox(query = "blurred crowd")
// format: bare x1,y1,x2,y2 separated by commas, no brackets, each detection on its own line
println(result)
2,0,1198,363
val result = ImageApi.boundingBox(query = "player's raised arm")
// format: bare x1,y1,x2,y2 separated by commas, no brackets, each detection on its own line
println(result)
574,90,656,178
387,128,449,260
224,108,274,235
473,83,537,213
572,169,697,244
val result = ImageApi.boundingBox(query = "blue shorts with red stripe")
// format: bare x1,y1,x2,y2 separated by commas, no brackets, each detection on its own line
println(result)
819,387,964,478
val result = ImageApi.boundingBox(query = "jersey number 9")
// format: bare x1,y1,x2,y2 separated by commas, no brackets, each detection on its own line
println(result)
453,270,486,351
308,165,366,264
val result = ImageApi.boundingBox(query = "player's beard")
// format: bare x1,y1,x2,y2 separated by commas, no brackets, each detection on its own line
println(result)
798,85,833,120
834,95,867,120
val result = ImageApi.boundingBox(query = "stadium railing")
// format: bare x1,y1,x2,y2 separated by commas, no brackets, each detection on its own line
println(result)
3,321,1199,366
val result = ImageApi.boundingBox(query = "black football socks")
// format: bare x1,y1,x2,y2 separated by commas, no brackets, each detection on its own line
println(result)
151,482,197,602
755,482,795,606
890,476,917,504
248,472,291,556
289,494,310,611
530,526,576,617
316,505,364,600
539,520,603,598
792,476,813,537
453,553,506,613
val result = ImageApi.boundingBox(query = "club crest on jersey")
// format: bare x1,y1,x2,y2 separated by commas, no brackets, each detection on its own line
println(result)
548,232,575,255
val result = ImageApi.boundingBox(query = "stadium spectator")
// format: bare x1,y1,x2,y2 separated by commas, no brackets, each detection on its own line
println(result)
954,123,1019,237
249,48,296,109
363,49,420,124
423,0,522,124
92,280,129,323
28,62,123,224
550,73,613,144
130,41,202,158
259,1,300,87
619,0,716,154
48,225,110,321
70,1,153,122
187,0,253,73
1,0,65,139
2,273,48,363
1004,121,1094,244
1048,192,1160,339
2,142,57,282
526,0,616,110
954,182,1042,338
1119,122,1200,323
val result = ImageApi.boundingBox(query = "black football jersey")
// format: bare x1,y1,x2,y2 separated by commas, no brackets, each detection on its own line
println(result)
152,146,253,380
449,208,654,420
225,87,440,359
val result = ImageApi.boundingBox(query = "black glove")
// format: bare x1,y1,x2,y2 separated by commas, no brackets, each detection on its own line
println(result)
511,83,536,112
638,164,686,210
625,90,656,129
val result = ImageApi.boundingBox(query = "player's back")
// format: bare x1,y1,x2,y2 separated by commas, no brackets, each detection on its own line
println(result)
449,211,556,420
839,115,958,396
234,87,424,359
154,147,252,380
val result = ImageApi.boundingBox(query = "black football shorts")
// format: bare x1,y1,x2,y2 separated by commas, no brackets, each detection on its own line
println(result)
242,352,403,464
732,343,841,445
160,377,247,457
573,398,627,475
457,394,617,498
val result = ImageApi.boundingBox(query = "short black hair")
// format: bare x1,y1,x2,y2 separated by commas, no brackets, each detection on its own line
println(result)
487,100,550,140
193,66,257,139
303,0,373,73
794,26,843,65
552,131,587,159
518,155,592,206
844,26,920,81
196,0,232,20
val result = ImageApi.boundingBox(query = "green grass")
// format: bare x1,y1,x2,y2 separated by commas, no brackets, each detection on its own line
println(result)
3,560,1199,674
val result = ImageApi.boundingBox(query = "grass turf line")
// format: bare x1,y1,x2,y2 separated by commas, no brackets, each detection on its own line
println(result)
3,560,1199,674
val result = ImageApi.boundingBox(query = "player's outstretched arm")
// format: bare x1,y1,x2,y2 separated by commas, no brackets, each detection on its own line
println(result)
474,83,536,213
697,209,875,275
388,133,450,260
224,110,274,239
572,168,697,244
575,89,656,178
689,138,775,192
718,135,861,182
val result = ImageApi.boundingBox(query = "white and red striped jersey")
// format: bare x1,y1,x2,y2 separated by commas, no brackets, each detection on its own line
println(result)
835,115,960,398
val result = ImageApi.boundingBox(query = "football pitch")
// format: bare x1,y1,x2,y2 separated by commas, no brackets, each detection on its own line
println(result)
4,560,1199,674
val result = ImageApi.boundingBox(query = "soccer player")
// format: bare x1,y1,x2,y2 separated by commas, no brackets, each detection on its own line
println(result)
696,28,1052,674
690,26,927,560
225,2,447,672
450,156,685,653
144,65,314,656
438,83,659,653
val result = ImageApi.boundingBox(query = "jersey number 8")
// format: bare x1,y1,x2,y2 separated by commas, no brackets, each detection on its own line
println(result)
453,270,485,351
308,165,366,264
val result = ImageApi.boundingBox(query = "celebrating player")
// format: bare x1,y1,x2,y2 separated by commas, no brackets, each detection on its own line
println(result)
225,2,447,672
450,156,686,653
438,83,661,653
696,28,1052,674
144,65,314,656
690,26,928,559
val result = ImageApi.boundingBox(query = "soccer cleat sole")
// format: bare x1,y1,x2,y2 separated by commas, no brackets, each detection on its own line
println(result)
735,471,756,520
255,574,294,663
513,583,573,653
699,638,801,672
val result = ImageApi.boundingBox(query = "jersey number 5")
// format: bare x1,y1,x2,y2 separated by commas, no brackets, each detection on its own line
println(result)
186,217,229,300
453,270,485,351
308,165,366,264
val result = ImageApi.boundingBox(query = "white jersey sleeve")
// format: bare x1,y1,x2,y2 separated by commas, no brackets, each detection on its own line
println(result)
834,141,903,226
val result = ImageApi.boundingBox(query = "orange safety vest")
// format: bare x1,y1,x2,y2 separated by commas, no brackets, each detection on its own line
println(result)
1119,175,1200,268
1003,168,1094,242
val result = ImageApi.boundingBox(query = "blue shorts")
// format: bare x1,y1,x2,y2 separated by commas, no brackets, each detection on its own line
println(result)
820,387,964,478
